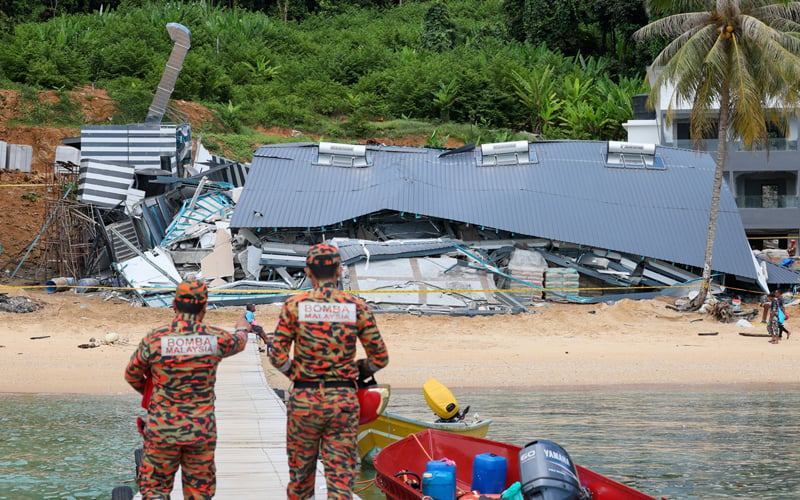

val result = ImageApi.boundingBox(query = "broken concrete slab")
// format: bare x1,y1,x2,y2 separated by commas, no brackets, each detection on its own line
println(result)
200,222,234,280
330,237,462,266
343,255,501,311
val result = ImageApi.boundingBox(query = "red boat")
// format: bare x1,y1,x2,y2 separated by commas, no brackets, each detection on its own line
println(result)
373,429,663,500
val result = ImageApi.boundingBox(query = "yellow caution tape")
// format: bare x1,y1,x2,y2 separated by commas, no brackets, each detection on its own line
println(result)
0,283,767,295
0,184,50,188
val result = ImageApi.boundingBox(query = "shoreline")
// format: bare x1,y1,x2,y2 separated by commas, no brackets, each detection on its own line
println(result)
4,381,800,397
383,381,800,393
1,289,798,395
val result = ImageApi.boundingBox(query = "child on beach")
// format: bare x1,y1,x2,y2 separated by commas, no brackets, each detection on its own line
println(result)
235,304,272,352
777,307,791,341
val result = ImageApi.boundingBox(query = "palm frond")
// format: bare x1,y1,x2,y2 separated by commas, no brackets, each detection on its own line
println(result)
640,0,800,134
760,16,800,32
663,25,719,99
648,24,705,65
751,2,800,21
741,15,800,86
685,31,728,142
741,14,800,53
727,34,767,147
645,0,715,16
634,12,715,40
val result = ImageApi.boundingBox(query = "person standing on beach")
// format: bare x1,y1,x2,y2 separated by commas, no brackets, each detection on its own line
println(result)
776,289,791,341
269,243,389,500
768,289,790,344
125,278,248,499
760,292,774,323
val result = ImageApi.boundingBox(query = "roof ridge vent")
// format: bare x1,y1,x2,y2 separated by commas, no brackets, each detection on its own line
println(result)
479,140,531,166
317,141,370,168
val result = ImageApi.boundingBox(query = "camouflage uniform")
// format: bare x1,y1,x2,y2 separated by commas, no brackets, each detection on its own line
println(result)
270,244,389,500
125,279,247,499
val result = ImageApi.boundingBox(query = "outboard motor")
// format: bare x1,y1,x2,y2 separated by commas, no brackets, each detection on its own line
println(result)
518,439,589,500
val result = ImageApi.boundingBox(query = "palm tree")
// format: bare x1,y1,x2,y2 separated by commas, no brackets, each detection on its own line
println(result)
634,0,800,308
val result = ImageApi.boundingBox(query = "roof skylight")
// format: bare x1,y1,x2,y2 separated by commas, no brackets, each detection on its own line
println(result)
478,140,536,166
606,141,665,170
315,142,371,168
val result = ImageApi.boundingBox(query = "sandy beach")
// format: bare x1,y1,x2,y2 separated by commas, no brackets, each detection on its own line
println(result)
0,287,798,395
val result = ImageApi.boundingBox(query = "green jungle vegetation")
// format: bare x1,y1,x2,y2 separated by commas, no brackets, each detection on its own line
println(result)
0,0,660,161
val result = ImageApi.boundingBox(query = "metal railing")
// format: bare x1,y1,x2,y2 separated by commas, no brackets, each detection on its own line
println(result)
671,139,799,151
735,195,800,208
735,139,799,151
672,139,719,151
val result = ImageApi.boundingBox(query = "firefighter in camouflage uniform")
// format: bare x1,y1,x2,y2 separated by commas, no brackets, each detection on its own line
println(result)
125,278,248,499
270,243,389,500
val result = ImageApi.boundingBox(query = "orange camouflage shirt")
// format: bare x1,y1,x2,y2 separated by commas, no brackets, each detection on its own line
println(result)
270,280,388,381
125,313,247,443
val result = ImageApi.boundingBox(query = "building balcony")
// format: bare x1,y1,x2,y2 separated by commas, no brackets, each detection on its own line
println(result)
737,139,799,151
738,205,800,231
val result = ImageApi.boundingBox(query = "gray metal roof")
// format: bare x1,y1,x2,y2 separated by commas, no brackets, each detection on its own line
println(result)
757,256,800,286
231,141,757,280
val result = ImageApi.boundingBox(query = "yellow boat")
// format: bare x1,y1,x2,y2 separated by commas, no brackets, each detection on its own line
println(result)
357,378,492,460
357,411,492,459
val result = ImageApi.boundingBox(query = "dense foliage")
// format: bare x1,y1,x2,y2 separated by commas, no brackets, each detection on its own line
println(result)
0,0,652,143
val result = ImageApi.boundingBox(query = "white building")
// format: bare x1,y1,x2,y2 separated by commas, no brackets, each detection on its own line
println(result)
623,71,800,249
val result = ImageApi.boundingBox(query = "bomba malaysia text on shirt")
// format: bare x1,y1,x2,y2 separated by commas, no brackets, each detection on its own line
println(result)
161,335,218,356
298,302,357,323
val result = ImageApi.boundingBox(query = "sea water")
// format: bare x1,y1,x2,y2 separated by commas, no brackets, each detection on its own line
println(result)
356,388,800,500
2,389,800,499
0,393,140,499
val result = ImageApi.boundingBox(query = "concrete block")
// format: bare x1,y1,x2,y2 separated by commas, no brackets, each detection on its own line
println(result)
7,144,32,172
55,145,81,174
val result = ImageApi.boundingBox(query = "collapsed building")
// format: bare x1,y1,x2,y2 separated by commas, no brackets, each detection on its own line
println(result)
226,139,780,312
21,134,799,313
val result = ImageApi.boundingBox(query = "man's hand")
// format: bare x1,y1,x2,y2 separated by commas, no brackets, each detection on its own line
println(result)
356,358,377,388
356,358,372,378
357,358,377,383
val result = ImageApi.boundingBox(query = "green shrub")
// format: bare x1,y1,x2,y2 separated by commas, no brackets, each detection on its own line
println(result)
0,0,646,145
105,84,152,124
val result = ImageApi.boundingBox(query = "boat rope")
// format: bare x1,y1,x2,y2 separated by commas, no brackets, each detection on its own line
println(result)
411,432,434,461
353,478,376,494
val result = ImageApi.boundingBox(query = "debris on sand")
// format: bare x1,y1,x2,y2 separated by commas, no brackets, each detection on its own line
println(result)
0,294,43,313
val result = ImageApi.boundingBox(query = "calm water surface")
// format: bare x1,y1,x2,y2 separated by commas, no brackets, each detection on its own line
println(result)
357,388,800,500
0,393,140,499
1,389,799,499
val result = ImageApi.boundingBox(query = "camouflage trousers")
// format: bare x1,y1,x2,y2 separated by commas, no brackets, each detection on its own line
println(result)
286,386,359,500
138,430,217,500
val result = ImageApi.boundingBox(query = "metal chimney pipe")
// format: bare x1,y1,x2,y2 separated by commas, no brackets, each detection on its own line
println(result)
145,23,191,124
